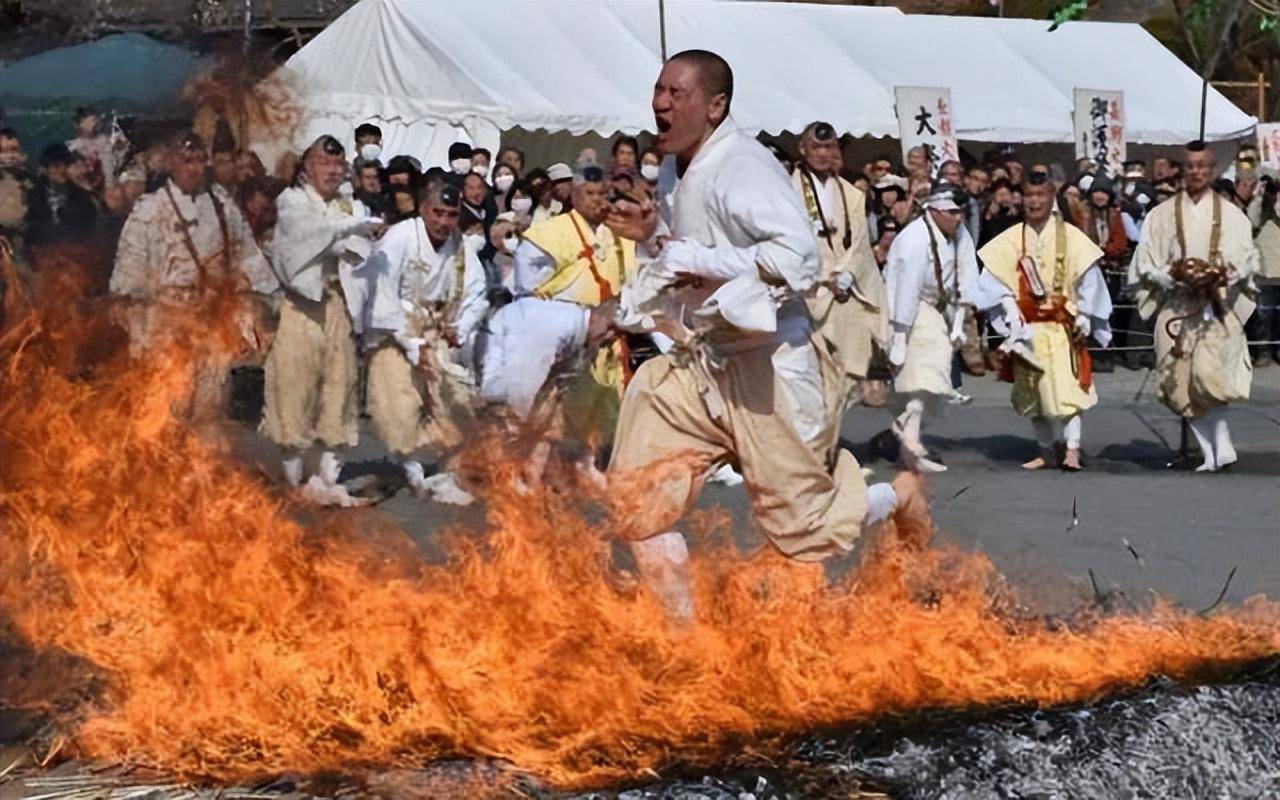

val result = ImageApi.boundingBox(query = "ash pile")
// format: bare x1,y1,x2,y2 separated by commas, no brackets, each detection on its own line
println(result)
578,675,1279,800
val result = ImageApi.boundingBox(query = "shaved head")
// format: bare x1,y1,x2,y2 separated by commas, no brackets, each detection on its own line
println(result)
667,49,734,119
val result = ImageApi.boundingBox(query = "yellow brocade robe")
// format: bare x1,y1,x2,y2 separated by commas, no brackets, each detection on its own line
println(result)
520,210,637,444
979,217,1104,419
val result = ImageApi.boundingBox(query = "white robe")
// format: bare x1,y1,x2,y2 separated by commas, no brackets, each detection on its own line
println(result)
360,217,487,360
881,212,978,397
619,114,825,442
272,182,372,327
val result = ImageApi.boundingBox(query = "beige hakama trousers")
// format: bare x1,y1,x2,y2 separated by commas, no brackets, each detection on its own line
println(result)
259,285,358,450
366,338,474,457
608,336,869,562
1154,304,1252,419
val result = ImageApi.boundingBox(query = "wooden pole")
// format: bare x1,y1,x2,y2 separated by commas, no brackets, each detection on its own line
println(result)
1259,70,1266,121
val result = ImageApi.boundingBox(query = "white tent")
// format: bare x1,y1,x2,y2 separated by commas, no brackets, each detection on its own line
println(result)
273,0,1255,166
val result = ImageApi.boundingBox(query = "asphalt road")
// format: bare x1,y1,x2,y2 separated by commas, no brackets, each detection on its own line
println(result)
238,361,1280,614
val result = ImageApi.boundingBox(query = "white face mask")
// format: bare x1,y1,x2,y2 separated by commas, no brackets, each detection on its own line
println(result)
464,233,485,251
358,143,381,162
511,197,533,214
640,163,660,182
451,158,471,175
471,163,489,176
502,235,519,252
494,174,515,193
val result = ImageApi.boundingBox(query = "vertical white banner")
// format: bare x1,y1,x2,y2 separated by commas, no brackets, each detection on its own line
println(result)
1257,123,1280,171
1073,88,1125,177
894,86,958,178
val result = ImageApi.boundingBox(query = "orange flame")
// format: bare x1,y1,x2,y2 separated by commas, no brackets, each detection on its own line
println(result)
0,251,1276,790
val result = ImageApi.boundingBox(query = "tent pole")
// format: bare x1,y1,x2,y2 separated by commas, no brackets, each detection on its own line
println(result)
1199,73,1208,140
659,0,668,61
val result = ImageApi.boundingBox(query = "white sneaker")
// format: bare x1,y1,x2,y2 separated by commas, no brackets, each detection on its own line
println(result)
419,471,475,506
947,389,973,405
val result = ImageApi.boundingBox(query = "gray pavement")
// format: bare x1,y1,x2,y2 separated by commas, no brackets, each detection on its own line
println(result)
245,362,1280,615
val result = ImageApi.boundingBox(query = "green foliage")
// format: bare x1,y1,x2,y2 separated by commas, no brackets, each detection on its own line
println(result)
1048,0,1088,32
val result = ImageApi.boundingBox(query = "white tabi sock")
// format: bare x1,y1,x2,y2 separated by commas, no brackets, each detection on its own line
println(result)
630,531,694,621
316,450,342,486
1187,416,1217,471
1207,407,1237,467
895,398,926,454
402,459,427,491
1063,416,1082,450
862,482,899,528
281,455,304,487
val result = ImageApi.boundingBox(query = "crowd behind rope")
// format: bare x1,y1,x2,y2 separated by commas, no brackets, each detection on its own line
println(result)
0,108,1276,504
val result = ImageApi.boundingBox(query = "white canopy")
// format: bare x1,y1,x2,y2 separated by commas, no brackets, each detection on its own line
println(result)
276,0,1254,165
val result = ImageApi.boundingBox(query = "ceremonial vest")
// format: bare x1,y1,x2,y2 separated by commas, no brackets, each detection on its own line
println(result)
521,209,636,307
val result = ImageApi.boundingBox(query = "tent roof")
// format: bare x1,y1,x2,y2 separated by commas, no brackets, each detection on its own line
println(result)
282,0,1254,144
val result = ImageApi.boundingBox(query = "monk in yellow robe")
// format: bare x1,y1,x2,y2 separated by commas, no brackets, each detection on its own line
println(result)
977,175,1110,470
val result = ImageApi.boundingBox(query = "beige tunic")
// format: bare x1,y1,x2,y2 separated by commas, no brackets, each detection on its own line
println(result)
1129,192,1258,417
791,170,887,387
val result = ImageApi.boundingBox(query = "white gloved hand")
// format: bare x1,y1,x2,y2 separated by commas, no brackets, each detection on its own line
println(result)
1000,295,1031,342
1075,314,1091,338
832,271,855,301
395,333,426,366
1149,270,1177,291
343,216,384,239
949,307,967,350
888,329,908,368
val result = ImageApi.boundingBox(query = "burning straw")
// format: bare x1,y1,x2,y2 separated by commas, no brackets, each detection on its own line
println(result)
0,245,1277,792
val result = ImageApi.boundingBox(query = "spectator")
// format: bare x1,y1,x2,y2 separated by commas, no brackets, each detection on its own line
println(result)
1000,156,1025,186
962,165,989,241
938,159,963,185
389,184,418,223
385,155,418,188
506,178,534,231
639,147,661,185
763,141,793,174
471,146,492,177
67,106,119,187
354,122,383,165
237,151,267,184
1074,176,1135,371
460,170,497,262
237,176,283,251
0,127,33,261
544,162,573,218
978,178,1020,246
612,135,640,174
862,154,893,184
491,163,518,212
497,145,525,173
1251,177,1280,366
210,119,240,205
524,167,552,221
448,142,473,176
27,143,97,250
353,159,391,218
905,145,930,179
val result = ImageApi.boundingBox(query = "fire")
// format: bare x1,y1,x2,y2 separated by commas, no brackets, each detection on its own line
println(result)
0,248,1276,791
